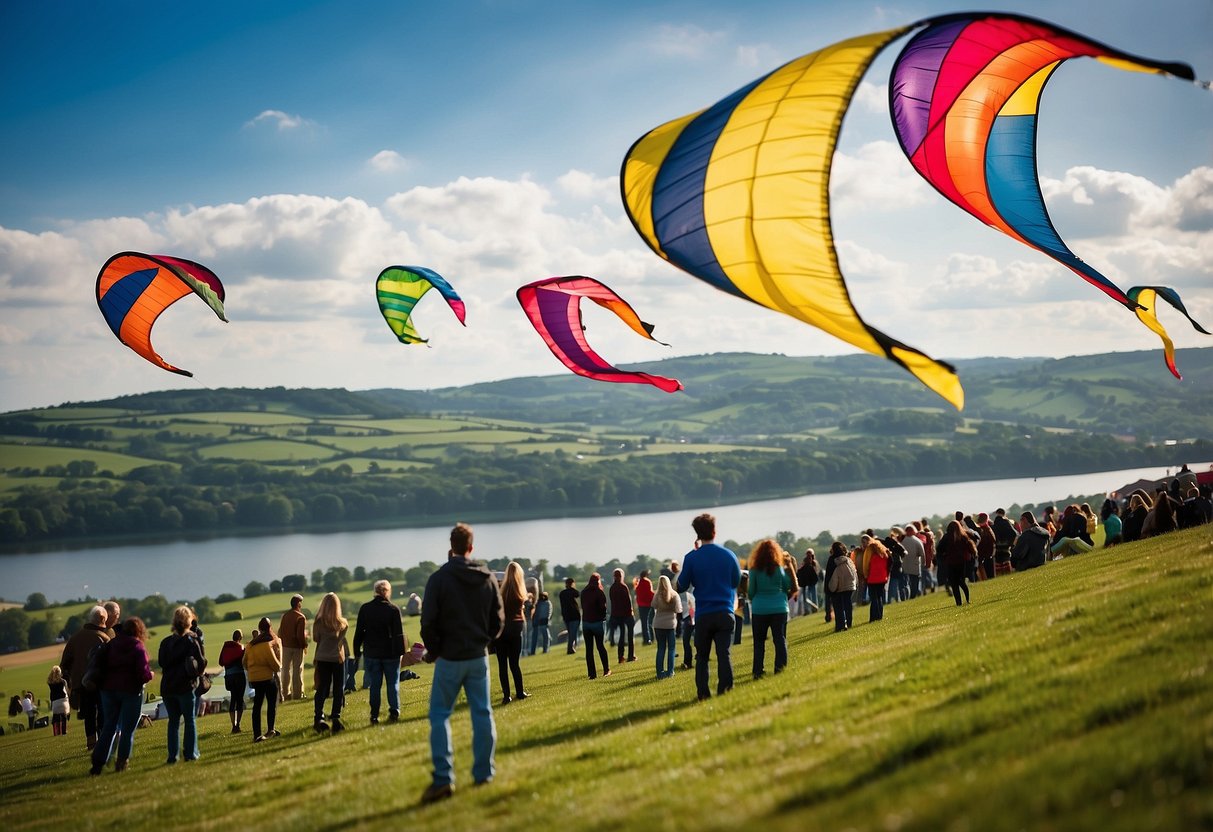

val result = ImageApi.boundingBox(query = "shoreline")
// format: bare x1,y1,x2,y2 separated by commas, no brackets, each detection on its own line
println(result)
0,462,1181,558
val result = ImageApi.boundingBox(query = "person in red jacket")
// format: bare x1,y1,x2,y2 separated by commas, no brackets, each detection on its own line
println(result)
861,536,890,623
634,570,655,645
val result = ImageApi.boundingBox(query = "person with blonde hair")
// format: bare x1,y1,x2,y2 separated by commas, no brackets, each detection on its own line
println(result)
158,605,207,763
747,540,791,677
652,575,682,678
243,617,283,742
47,665,69,736
494,562,529,704
312,592,350,733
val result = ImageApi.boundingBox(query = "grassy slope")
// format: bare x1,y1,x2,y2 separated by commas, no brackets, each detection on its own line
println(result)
1,529,1210,831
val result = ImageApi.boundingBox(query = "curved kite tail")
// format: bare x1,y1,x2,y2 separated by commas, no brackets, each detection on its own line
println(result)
1127,285,1212,379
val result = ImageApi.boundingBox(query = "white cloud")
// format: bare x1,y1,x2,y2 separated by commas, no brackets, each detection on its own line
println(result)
831,140,933,211
853,81,888,115
0,161,1210,412
647,24,727,58
244,109,316,131
368,150,410,173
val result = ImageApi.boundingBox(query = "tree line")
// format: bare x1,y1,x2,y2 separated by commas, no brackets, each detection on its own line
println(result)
1,424,1208,546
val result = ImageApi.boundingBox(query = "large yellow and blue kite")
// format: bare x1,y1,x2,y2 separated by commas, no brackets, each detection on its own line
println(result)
622,12,1206,408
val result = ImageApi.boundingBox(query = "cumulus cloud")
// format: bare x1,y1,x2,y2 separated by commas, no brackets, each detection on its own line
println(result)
647,24,726,58
368,150,410,173
832,140,933,211
1,160,1210,411
853,81,888,115
244,109,316,132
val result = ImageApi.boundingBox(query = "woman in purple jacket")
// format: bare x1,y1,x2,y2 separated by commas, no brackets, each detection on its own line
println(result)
90,617,155,775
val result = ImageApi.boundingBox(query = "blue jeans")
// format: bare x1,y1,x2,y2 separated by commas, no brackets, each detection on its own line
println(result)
654,628,676,677
92,689,143,770
639,606,654,644
694,611,735,699
163,692,199,761
751,613,787,676
565,620,581,653
362,656,401,719
429,656,496,787
529,620,550,654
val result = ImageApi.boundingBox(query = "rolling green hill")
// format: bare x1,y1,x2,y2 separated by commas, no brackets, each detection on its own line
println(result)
1,349,1210,547
0,528,1209,831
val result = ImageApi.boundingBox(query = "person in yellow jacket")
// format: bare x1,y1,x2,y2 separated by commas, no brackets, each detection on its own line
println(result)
242,618,283,742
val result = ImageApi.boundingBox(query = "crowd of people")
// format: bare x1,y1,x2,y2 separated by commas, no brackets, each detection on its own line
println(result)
31,467,1211,801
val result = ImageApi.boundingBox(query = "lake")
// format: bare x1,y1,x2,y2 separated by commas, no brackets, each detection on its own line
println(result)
1,463,1197,603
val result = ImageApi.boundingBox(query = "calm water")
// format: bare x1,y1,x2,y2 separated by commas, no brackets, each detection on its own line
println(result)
2,464,1197,603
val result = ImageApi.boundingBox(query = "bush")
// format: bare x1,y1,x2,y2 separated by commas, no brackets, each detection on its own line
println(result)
223,610,242,621
215,593,238,604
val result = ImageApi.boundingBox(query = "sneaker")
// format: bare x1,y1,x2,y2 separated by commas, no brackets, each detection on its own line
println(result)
314,719,329,733
331,717,345,734
254,735,266,743
602,670,612,677
420,782,453,805
516,691,530,700
231,725,241,734
501,696,512,705
388,712,400,723
269,729,281,737
370,716,379,725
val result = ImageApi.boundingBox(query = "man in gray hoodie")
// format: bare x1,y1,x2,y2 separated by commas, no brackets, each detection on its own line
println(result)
420,523,505,804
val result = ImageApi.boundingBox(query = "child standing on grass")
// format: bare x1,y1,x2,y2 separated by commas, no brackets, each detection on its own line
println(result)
48,666,69,735
652,575,682,679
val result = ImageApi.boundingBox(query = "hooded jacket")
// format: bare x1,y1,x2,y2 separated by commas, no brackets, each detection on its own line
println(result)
420,556,505,661
1010,525,1050,571
243,632,282,683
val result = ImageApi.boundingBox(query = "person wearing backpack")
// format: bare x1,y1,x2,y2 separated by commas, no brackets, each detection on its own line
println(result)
158,606,207,764
90,617,154,775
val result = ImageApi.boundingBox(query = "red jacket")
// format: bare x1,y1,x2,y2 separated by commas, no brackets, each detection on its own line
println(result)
634,577,654,607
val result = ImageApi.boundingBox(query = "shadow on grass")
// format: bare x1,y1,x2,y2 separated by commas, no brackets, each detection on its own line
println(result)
505,702,682,754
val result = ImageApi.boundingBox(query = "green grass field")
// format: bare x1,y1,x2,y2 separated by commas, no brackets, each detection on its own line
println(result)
0,528,1209,830
0,444,178,476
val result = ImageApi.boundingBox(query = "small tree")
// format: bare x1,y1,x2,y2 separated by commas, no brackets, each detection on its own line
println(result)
24,592,49,611
244,581,269,599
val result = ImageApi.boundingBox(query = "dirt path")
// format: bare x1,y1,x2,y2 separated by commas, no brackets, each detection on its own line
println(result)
0,644,63,671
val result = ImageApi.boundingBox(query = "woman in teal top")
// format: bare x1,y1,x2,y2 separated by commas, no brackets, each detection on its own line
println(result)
747,540,792,679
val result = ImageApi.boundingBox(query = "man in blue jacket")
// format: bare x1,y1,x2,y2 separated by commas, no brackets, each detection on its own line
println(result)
420,522,505,804
676,513,741,701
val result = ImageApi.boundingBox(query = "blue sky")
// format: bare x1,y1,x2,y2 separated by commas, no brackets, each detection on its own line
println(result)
0,0,1210,411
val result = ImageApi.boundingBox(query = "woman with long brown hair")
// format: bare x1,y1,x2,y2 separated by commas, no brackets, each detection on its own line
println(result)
494,562,528,704
747,539,791,677
938,521,977,607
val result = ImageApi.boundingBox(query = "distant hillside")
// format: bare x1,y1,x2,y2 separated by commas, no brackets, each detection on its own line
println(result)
366,347,1213,440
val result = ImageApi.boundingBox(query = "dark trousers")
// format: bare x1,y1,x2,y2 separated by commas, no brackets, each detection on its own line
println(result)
751,613,788,676
832,593,853,630
494,620,525,698
583,621,609,678
694,611,735,700
80,688,103,739
949,572,970,606
251,678,278,737
681,619,695,667
609,615,634,662
314,660,345,721
869,582,886,622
